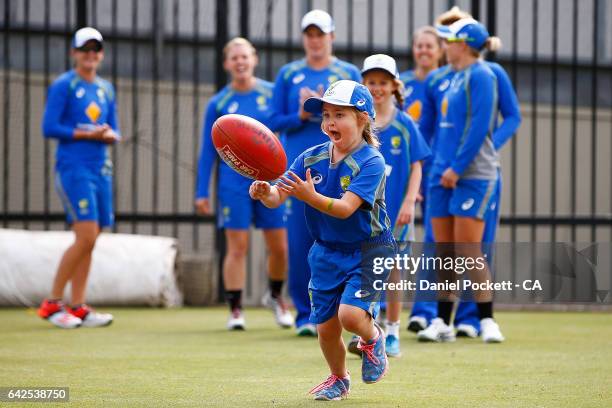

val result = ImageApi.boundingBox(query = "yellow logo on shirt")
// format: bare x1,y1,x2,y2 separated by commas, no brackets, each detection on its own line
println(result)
78,199,89,214
340,175,351,191
441,96,449,118
223,207,230,216
256,95,266,106
391,136,402,149
406,100,422,121
328,75,338,85
85,101,101,123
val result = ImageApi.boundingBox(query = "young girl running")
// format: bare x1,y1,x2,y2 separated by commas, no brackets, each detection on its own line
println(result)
348,54,431,358
250,80,394,400
268,9,361,336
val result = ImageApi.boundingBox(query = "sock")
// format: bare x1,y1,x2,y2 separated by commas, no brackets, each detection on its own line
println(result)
438,301,454,325
225,290,242,311
365,323,382,344
385,320,400,338
477,301,493,320
269,279,284,299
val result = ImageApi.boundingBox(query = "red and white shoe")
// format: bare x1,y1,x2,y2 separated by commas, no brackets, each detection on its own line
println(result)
68,304,113,328
38,299,82,329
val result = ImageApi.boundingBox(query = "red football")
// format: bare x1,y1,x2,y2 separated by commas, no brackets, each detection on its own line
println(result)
211,114,287,181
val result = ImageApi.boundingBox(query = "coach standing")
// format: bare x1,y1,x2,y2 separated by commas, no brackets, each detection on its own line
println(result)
268,10,361,336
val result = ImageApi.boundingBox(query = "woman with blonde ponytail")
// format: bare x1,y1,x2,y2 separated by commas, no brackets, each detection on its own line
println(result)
413,18,514,345
408,10,521,341
195,37,293,331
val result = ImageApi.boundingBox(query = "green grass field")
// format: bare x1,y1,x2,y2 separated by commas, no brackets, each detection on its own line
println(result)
1,308,611,407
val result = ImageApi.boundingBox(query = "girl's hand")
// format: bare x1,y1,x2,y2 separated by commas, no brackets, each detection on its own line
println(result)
396,199,416,225
440,168,459,189
278,169,316,202
249,181,271,200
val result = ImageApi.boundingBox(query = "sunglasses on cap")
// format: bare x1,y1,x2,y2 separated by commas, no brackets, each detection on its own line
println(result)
77,41,103,53
445,37,474,43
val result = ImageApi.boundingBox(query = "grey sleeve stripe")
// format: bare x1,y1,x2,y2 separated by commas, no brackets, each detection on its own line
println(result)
369,173,387,236
304,151,329,167
477,179,497,219
344,156,360,176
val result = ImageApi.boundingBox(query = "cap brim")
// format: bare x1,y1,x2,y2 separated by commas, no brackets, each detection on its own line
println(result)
361,67,398,79
304,96,355,114
74,38,103,49
435,25,454,39
302,23,332,34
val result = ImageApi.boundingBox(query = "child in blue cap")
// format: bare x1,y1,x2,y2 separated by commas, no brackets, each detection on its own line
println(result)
250,80,395,400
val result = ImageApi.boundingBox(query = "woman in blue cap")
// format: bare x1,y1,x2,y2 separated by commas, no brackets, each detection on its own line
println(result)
38,27,119,329
437,8,521,339
417,18,506,343
268,9,361,336
251,80,393,400
410,8,521,340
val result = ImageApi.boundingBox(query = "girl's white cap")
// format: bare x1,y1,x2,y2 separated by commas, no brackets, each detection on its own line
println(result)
361,54,399,79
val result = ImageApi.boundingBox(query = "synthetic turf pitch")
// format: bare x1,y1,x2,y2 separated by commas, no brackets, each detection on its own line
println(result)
1,308,610,407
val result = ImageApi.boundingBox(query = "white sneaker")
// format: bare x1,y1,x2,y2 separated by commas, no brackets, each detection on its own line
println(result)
417,318,456,342
407,316,428,333
480,318,504,343
296,323,317,337
38,299,82,329
262,292,294,329
456,323,479,338
68,305,112,328
81,311,113,327
48,310,82,329
227,308,246,330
